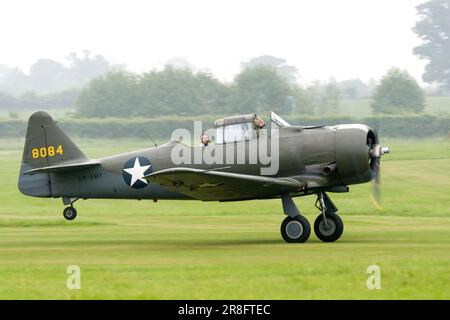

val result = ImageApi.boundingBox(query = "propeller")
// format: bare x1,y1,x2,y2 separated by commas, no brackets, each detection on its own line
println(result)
372,153,381,208
367,128,390,209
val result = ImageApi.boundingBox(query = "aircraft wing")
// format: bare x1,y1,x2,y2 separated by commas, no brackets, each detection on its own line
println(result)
143,167,304,201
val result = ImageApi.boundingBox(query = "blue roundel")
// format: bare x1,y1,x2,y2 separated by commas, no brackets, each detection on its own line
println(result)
122,156,153,189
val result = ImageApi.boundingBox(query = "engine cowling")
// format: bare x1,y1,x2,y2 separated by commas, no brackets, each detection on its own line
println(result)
335,124,377,185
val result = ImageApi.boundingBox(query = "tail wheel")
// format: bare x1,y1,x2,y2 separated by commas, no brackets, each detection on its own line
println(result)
314,214,343,242
281,215,311,243
63,207,77,221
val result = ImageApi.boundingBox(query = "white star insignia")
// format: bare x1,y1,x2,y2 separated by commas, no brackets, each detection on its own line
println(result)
123,157,152,187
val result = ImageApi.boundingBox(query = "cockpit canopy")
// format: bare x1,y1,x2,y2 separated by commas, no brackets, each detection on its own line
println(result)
214,112,290,144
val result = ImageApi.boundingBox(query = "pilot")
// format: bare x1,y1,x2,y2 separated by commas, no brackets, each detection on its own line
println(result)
200,132,210,147
254,116,265,129
253,116,266,138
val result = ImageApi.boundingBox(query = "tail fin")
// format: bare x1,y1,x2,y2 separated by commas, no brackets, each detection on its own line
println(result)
18,111,88,197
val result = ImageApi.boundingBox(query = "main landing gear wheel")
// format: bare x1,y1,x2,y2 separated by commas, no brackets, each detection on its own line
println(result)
314,214,343,242
281,215,311,243
63,206,77,221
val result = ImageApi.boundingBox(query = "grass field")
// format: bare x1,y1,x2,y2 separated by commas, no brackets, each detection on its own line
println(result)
0,137,449,299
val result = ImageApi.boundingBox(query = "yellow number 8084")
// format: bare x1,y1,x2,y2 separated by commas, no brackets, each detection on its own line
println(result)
31,145,63,159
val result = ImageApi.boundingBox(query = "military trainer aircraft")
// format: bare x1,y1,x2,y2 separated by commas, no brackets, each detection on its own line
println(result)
18,111,389,243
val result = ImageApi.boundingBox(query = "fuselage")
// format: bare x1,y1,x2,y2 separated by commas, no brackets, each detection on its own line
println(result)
33,124,376,201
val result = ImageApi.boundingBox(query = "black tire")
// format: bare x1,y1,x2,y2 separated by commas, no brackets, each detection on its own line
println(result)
280,215,311,243
63,207,77,221
314,214,343,242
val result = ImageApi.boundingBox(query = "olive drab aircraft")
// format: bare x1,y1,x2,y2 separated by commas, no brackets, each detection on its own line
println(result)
18,111,390,243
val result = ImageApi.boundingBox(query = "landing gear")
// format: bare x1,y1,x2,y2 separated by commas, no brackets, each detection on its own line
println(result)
314,214,343,242
63,206,77,221
280,195,311,243
62,197,79,221
313,192,344,242
281,215,311,243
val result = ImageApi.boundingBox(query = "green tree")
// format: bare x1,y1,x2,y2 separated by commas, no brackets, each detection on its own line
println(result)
299,81,342,115
371,68,425,114
323,82,341,114
413,0,450,91
242,55,299,84
138,67,229,116
337,79,373,99
67,50,116,85
232,66,292,114
41,89,80,109
29,59,66,93
290,86,314,115
76,71,139,117
165,57,195,71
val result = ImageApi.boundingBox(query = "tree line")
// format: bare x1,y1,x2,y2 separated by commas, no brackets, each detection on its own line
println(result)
76,63,322,117
75,63,426,118
0,59,427,117
0,89,80,112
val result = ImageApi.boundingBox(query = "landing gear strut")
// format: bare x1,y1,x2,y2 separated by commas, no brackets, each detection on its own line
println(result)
280,195,311,243
313,192,344,242
62,197,79,221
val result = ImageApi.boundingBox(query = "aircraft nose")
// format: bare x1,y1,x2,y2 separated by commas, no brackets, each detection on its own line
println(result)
335,124,375,185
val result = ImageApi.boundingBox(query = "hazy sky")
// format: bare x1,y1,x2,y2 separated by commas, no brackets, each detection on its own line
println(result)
0,0,428,84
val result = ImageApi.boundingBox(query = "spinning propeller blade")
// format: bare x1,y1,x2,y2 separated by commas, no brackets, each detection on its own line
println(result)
368,117,389,209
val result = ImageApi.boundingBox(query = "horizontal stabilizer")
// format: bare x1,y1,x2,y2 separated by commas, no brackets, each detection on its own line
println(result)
24,161,101,175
